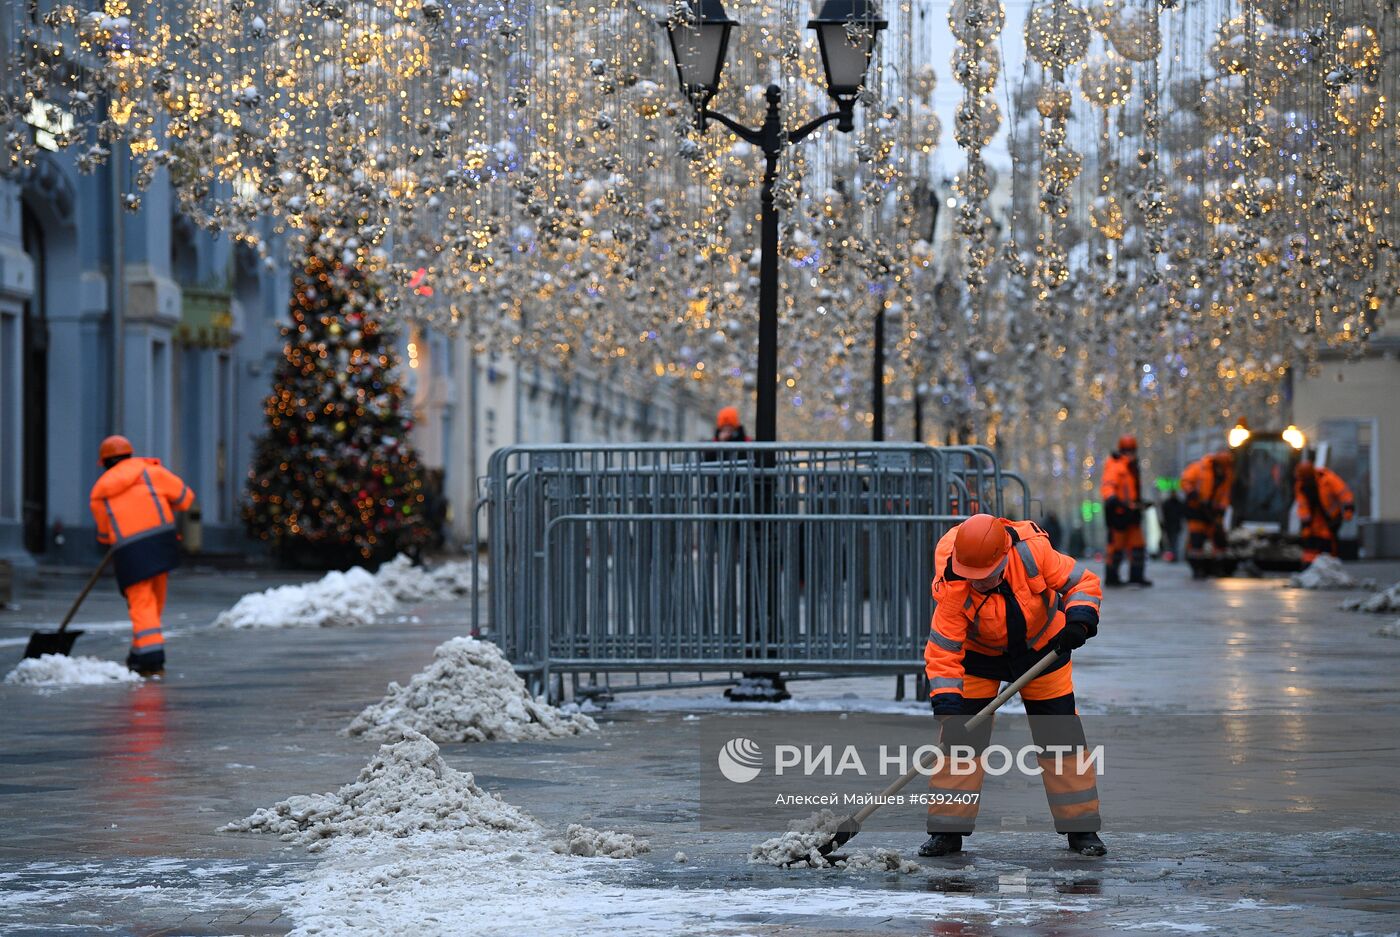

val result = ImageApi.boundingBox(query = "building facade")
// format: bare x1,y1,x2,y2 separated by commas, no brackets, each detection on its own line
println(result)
0,152,291,566
1293,317,1400,558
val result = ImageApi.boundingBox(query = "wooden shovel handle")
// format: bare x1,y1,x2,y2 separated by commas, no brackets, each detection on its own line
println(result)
848,648,1066,826
58,551,113,633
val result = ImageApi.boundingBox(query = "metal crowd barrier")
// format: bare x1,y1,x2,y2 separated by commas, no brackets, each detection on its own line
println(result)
469,442,1030,693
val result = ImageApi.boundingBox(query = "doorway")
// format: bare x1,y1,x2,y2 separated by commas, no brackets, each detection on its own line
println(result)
20,205,48,555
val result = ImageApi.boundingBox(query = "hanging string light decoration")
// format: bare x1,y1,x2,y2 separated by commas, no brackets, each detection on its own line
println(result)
948,0,1006,292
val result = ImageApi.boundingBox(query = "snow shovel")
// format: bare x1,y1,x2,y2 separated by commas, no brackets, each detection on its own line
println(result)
809,647,1067,863
23,551,112,659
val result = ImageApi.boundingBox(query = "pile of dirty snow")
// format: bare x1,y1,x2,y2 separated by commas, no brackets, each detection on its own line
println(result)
553,824,650,858
215,567,395,629
725,676,790,701
1288,555,1375,590
1341,582,1400,614
373,555,485,603
219,731,536,852
749,809,845,867
215,555,483,629
749,811,923,873
345,637,598,744
836,848,923,874
3,654,142,687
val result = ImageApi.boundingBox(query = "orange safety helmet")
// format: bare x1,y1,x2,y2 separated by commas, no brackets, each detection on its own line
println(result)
716,406,741,430
1295,460,1316,480
951,513,1011,579
1118,434,1137,452
98,435,134,466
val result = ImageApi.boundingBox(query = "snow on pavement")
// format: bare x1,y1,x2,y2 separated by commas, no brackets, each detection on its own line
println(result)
345,637,597,743
3,654,143,687
264,828,1091,937
1288,555,1375,590
749,808,845,867
219,731,536,852
214,555,483,629
553,824,649,858
1340,581,1400,613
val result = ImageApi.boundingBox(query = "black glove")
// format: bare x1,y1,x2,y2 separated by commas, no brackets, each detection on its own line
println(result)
1104,497,1128,530
937,714,975,751
1055,606,1099,653
1055,621,1089,653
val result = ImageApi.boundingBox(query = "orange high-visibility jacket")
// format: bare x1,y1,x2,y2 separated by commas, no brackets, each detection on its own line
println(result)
1100,453,1140,503
90,458,195,587
924,520,1102,701
1180,456,1231,530
1296,466,1355,529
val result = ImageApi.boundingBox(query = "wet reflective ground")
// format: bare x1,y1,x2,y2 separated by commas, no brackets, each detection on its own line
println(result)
2,559,1398,935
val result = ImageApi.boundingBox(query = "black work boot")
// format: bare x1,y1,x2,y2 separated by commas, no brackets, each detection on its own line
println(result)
126,648,165,677
1129,552,1152,586
1067,832,1107,856
919,833,964,857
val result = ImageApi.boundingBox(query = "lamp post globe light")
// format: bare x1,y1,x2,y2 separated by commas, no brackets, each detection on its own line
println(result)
662,0,887,442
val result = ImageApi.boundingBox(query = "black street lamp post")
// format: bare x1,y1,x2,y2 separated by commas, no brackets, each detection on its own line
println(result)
662,0,886,701
663,0,887,442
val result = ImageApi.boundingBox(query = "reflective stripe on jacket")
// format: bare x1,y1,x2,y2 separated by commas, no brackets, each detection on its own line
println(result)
90,458,195,546
90,458,195,587
924,519,1102,701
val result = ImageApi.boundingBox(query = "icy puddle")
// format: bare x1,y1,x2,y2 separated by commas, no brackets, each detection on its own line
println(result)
0,855,307,931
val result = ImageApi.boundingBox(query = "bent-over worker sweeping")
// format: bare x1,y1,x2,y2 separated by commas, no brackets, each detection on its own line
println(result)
88,435,196,676
1294,461,1355,564
922,514,1107,857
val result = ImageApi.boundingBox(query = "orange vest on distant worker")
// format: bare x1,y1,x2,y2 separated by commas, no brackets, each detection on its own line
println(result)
1180,456,1231,532
1100,453,1140,504
89,458,195,588
1295,466,1355,531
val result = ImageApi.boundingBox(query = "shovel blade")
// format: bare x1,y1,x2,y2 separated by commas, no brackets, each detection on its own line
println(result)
815,817,862,860
23,629,84,659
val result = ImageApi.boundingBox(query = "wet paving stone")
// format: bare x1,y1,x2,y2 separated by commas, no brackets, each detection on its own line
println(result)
1,560,1399,934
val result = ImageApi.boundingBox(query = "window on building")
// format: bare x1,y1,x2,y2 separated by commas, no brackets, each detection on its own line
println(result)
1317,419,1375,520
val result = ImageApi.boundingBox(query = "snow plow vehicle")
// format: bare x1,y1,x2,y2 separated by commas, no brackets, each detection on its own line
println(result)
1186,421,1308,576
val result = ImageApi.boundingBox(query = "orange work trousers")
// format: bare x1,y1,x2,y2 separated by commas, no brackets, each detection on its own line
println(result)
926,661,1101,834
125,572,167,661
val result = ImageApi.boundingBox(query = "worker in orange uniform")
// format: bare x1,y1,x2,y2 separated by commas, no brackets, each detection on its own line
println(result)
1100,434,1151,587
713,406,749,443
88,436,196,675
1180,451,1233,579
921,514,1107,858
1295,461,1354,564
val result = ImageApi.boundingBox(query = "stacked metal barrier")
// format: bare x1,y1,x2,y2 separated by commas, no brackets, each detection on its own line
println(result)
470,443,1030,689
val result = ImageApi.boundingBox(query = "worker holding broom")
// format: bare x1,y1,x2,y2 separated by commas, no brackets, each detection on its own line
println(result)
921,514,1107,857
89,435,196,676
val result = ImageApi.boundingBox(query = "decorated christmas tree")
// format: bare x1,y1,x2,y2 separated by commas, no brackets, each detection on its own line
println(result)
245,239,431,568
